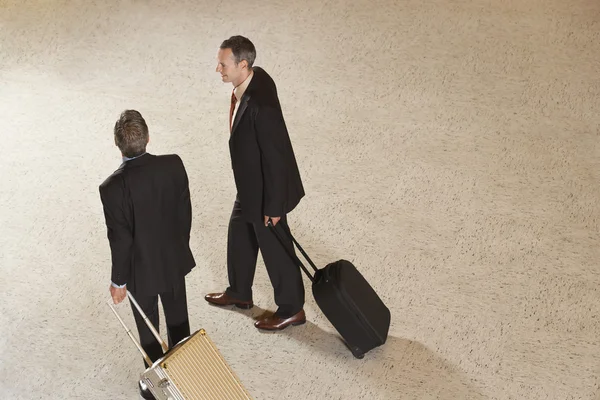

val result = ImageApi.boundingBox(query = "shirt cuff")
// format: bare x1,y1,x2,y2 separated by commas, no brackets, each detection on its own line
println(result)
111,281,126,288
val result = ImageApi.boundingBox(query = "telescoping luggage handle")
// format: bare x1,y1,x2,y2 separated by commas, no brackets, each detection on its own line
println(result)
267,219,319,282
107,291,169,365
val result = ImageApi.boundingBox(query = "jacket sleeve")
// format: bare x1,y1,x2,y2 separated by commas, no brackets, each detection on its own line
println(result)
254,106,289,217
176,156,192,240
99,179,133,286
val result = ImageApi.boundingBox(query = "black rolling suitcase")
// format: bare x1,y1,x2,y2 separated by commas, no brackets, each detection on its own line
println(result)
268,220,391,359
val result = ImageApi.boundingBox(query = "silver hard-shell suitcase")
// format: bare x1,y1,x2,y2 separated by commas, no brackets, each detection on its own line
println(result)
109,292,253,400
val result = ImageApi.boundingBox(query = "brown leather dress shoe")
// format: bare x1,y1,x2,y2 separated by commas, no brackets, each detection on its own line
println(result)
204,292,253,309
254,310,306,331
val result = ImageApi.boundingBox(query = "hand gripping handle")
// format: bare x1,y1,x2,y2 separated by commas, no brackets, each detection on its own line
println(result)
267,219,319,283
107,291,169,366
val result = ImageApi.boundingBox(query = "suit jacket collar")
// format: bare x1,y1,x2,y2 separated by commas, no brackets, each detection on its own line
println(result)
231,95,250,134
231,67,266,135
120,152,153,169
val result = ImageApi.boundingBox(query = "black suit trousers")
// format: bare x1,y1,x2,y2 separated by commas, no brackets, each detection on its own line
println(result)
225,197,305,318
130,278,190,368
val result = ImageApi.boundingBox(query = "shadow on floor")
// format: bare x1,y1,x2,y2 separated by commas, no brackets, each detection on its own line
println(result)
227,304,485,399
297,321,486,399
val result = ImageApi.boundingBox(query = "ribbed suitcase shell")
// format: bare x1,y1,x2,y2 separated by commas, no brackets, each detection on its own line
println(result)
141,329,253,400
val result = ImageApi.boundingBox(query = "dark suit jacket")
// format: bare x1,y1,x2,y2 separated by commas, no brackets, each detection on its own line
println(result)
229,67,305,222
99,153,195,295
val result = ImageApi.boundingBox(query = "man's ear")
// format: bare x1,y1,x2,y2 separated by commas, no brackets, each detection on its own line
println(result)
240,59,248,70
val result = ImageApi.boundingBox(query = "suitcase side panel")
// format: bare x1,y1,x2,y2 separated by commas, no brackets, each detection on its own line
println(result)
141,329,253,400
312,275,376,355
312,261,390,355
142,366,185,400
335,260,391,344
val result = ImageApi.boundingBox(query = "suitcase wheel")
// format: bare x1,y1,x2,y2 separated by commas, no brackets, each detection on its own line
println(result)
341,339,365,359
352,349,365,359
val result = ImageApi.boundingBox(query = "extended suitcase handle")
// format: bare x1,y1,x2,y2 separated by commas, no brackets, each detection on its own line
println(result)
107,299,153,367
107,291,169,365
267,219,319,282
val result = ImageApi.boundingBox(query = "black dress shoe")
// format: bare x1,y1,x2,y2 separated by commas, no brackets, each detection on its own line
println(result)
139,379,155,400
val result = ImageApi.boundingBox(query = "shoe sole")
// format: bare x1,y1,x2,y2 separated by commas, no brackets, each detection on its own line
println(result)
255,319,306,331
206,300,254,310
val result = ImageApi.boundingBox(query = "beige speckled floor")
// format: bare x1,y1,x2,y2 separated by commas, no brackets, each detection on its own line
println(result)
1,0,599,399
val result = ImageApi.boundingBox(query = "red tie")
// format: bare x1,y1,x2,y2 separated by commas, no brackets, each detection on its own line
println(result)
229,90,237,132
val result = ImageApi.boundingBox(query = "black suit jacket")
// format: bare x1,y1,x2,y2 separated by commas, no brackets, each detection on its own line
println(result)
229,67,305,222
99,153,195,295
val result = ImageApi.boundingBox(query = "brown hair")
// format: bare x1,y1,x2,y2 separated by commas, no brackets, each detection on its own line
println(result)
113,110,148,158
220,35,256,68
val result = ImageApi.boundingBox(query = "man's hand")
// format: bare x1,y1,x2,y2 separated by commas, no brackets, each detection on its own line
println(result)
110,285,127,304
265,216,281,227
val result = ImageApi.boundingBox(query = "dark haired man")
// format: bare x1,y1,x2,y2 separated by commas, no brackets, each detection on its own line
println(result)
99,110,195,399
205,35,307,331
